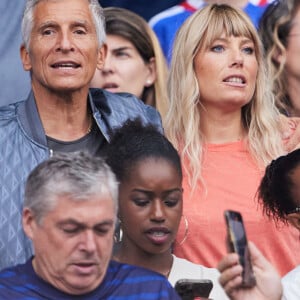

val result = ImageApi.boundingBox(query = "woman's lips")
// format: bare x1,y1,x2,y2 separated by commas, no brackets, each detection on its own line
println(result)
145,228,171,245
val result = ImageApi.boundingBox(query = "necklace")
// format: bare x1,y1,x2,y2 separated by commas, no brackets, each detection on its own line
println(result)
86,112,93,134
87,120,92,134
162,256,174,278
43,110,93,137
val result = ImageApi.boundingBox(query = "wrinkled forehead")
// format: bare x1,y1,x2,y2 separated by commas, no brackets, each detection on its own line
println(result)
32,0,94,26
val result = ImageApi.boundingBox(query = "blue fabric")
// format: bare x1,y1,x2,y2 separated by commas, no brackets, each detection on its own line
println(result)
98,0,182,21
0,89,162,271
150,2,268,64
244,3,267,28
0,259,180,299
0,1,30,107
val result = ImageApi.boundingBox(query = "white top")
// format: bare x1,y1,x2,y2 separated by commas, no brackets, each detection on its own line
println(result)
169,255,229,300
282,265,300,300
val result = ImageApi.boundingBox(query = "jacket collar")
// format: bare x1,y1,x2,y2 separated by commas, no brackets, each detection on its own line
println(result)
17,90,103,147
18,90,48,147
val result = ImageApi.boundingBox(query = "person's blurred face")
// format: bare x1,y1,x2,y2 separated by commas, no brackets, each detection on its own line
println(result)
118,158,183,255
90,34,155,100
285,8,300,86
194,34,258,113
21,0,105,94
23,194,115,295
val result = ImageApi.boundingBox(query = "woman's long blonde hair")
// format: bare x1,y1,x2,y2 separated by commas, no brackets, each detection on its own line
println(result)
164,4,284,190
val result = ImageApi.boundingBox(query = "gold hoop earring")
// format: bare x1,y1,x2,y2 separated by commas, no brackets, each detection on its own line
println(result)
177,215,189,246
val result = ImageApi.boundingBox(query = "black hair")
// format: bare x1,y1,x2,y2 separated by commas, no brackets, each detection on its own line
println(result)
104,118,182,182
258,148,300,224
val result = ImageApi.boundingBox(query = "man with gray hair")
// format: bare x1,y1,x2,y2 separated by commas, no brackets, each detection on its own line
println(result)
0,152,179,299
0,0,161,270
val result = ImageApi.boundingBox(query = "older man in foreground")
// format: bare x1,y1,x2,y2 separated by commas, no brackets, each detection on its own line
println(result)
0,152,179,299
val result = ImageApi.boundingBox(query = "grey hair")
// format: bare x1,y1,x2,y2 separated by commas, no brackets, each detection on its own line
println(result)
21,0,106,50
24,152,118,224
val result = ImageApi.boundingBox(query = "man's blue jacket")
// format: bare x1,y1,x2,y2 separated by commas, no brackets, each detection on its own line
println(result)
0,88,162,270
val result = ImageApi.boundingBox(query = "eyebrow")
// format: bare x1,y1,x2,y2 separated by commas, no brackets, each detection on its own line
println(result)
111,46,133,52
37,20,91,31
132,188,183,194
240,38,254,45
212,37,253,43
37,21,57,31
57,218,114,228
70,20,93,30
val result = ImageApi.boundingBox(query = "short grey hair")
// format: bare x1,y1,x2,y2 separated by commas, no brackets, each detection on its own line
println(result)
21,0,106,50
24,152,118,224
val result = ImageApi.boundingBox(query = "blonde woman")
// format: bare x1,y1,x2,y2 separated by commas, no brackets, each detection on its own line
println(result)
164,4,300,275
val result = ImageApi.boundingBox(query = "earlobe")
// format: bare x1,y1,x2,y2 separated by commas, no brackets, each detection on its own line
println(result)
22,208,36,240
20,44,32,71
272,48,286,65
145,57,157,87
96,44,107,70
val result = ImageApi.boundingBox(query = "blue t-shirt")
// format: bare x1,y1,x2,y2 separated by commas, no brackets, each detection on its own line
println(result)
0,259,180,299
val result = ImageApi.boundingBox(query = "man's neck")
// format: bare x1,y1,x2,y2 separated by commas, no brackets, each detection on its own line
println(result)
32,85,92,141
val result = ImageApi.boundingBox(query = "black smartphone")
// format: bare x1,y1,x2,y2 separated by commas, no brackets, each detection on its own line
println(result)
175,279,213,300
224,210,256,288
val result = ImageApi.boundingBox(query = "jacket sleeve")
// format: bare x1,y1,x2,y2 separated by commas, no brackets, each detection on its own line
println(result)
90,89,164,139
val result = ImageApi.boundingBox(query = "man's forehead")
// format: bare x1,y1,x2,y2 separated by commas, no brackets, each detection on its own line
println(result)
57,194,113,207
43,193,113,217
56,217,115,228
33,0,94,26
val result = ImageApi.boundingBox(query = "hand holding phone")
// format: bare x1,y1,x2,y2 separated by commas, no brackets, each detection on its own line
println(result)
224,210,256,288
175,279,213,300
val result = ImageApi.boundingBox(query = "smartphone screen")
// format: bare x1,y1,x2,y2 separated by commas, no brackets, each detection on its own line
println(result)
175,279,213,300
224,210,256,288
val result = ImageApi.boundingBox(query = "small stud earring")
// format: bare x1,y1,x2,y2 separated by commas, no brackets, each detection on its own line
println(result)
146,79,152,86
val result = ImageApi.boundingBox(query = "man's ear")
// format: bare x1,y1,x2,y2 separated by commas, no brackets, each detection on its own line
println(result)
22,208,37,240
144,57,157,87
96,44,107,70
287,214,300,231
20,44,32,71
